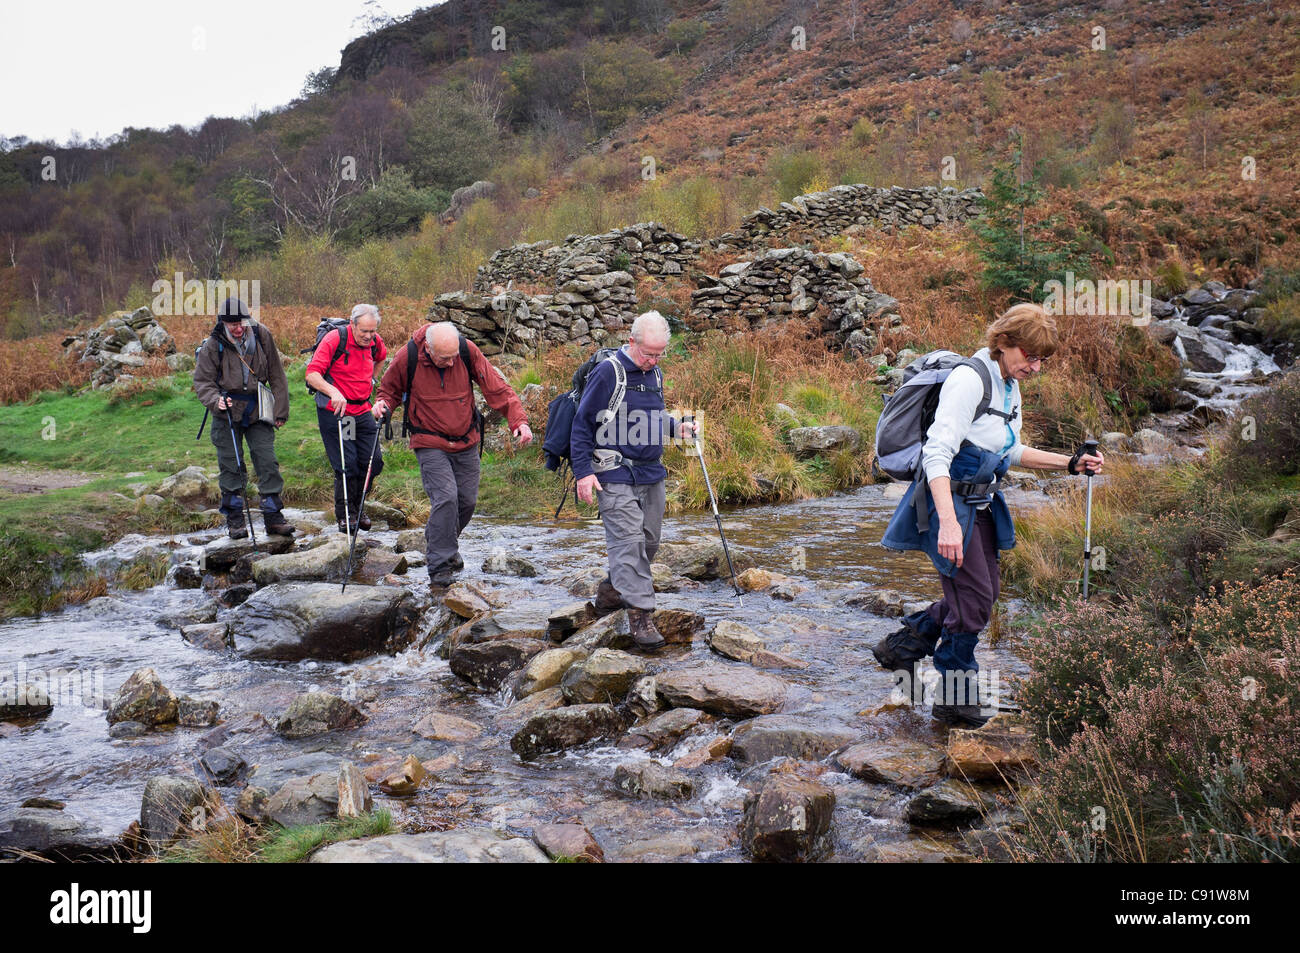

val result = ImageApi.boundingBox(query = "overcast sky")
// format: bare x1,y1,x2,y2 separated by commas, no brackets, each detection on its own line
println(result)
2,0,438,145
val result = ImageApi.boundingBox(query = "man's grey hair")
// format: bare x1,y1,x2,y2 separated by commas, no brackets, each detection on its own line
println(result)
630,310,670,344
350,303,380,325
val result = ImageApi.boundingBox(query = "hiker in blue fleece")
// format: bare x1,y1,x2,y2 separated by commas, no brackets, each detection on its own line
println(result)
879,303,1105,726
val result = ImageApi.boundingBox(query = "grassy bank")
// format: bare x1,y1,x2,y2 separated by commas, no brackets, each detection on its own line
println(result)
1004,369,1300,861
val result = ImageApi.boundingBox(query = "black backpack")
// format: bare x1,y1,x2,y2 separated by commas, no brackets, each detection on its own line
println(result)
387,333,487,455
303,318,380,401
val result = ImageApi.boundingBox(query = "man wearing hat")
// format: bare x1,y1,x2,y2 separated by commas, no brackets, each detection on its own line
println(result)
193,297,295,538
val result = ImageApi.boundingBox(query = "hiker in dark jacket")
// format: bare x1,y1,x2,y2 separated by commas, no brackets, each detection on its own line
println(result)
305,304,388,532
572,310,697,651
878,303,1104,726
193,297,294,538
374,321,531,589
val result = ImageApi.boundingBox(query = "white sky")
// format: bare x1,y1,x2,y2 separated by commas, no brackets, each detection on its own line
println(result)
2,0,439,145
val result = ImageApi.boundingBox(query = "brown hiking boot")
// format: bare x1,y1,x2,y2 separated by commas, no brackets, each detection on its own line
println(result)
593,577,623,616
627,608,665,651
263,511,295,537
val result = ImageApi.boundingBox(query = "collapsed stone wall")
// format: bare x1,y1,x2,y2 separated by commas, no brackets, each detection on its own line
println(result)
475,222,700,292
62,306,180,389
689,247,903,354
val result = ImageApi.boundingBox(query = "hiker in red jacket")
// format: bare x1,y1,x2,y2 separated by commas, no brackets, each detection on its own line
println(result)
305,304,388,532
374,321,533,589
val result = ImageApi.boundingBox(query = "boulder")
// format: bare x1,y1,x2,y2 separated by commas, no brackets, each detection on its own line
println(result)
620,707,709,750
199,747,247,786
613,762,695,800
364,500,408,528
481,551,539,577
906,780,986,827
836,739,945,789
266,772,339,827
412,710,485,742
788,425,862,457
741,775,836,862
655,666,788,718
652,608,706,644
440,180,498,223
201,534,293,571
107,668,178,727
449,638,548,691
156,466,218,505
707,620,807,669
180,622,231,651
177,696,220,728
378,755,427,797
510,704,626,759
563,610,634,652
229,583,419,662
312,828,548,863
623,675,663,719
533,823,604,862
516,647,587,697
0,806,121,859
560,649,647,704
251,535,361,585
140,775,209,849
729,715,857,764
736,568,775,591
1129,428,1175,455
944,714,1037,781
443,583,491,618
337,761,373,819
546,602,596,640
394,529,425,553
1,681,53,721
654,541,756,581
355,548,408,585
276,692,365,739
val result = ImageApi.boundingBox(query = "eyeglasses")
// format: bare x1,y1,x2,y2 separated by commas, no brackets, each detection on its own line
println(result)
635,343,666,360
1021,348,1049,365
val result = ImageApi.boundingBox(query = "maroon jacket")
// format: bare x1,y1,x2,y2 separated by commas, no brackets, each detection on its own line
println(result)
377,324,526,453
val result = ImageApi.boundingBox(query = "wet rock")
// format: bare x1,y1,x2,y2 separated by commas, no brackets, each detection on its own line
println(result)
229,583,419,662
836,739,944,789
412,710,485,742
199,746,247,786
355,548,408,585
533,823,604,862
235,786,270,823
496,685,566,728
364,499,408,528
516,647,587,697
736,568,775,591
1129,428,1175,454
276,692,365,739
443,583,491,618
945,714,1037,781
1,681,53,721
217,582,257,608
107,667,178,727
655,665,788,718
652,608,706,644
547,602,597,640
180,622,230,651
741,775,835,862
906,779,986,827
769,580,806,601
561,566,606,598
394,529,425,553
450,637,548,691
140,775,209,849
654,540,756,581
561,648,647,704
202,534,293,571
623,675,663,719
177,696,220,728
510,704,626,759
563,610,634,652
0,805,121,860
157,466,218,505
707,620,807,669
172,564,203,589
651,561,686,592
855,836,970,863
729,715,857,764
312,828,549,863
788,425,862,457
108,720,148,739
337,761,372,818
673,735,733,769
620,707,710,750
844,587,906,616
267,772,339,827
378,754,427,797
481,551,539,577
614,761,695,800
251,535,363,585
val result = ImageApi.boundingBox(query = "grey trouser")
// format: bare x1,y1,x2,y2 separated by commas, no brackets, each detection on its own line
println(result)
210,417,283,510
596,480,666,611
417,446,480,575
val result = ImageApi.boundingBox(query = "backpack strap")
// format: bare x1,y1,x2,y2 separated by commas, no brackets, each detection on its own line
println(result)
605,355,627,416
397,334,486,455
965,358,1018,423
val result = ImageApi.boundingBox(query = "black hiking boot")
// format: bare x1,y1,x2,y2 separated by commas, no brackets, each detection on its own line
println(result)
226,510,249,540
871,622,940,673
931,669,992,728
448,554,464,572
355,511,372,531
627,608,665,652
593,577,623,616
263,510,295,536
931,704,993,728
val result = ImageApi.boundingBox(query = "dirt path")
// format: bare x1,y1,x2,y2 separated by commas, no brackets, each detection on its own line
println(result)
0,466,99,494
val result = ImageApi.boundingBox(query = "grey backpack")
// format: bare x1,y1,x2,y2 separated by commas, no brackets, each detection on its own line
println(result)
874,350,1017,482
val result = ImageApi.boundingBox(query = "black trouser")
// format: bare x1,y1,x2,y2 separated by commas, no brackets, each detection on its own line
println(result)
316,407,384,519
211,414,284,515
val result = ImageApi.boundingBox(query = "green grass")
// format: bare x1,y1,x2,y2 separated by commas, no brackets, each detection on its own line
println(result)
162,809,393,863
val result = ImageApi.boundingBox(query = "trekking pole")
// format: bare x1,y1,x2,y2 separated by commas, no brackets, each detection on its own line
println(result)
342,425,379,594
1079,438,1100,600
337,416,352,551
224,402,258,550
693,433,744,605
196,406,210,441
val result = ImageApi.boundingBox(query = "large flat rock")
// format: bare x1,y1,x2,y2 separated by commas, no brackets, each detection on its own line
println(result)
311,828,548,863
228,583,419,661
655,665,788,718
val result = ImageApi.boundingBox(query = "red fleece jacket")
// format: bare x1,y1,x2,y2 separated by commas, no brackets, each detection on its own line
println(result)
305,325,388,413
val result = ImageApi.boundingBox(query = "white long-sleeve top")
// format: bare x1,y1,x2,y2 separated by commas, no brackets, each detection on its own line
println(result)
921,347,1024,482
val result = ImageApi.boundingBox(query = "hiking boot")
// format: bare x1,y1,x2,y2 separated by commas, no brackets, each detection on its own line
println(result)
593,577,623,616
931,704,992,728
627,608,665,651
355,512,372,531
448,553,464,572
337,518,352,535
871,618,940,672
226,510,249,540
428,571,453,595
263,510,295,536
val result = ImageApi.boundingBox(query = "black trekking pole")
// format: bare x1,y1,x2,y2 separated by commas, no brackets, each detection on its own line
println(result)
224,402,258,550
342,425,379,594
693,433,744,605
196,406,210,441
1079,438,1100,600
